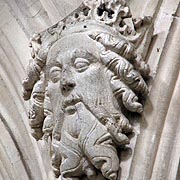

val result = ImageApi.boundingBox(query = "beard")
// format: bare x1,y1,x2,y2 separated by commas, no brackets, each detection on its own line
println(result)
61,91,133,144
59,101,120,180
54,87,133,180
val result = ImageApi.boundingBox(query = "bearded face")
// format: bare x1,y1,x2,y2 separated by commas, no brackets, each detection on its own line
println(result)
42,31,148,180
22,0,151,178
48,34,118,115
46,34,117,180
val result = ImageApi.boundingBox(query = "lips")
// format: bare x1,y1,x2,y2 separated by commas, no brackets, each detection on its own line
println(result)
62,94,82,111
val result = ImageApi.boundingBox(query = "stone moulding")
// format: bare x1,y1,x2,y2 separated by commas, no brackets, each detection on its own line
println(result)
22,0,152,179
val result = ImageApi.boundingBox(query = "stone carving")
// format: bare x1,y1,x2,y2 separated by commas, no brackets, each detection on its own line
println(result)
22,0,152,179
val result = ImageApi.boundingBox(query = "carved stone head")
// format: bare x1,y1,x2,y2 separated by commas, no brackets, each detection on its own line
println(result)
22,0,151,179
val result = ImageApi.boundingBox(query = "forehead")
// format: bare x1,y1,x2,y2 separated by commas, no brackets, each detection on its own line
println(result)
47,33,101,66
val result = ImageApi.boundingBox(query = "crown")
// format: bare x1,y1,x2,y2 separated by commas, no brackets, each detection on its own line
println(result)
59,0,151,43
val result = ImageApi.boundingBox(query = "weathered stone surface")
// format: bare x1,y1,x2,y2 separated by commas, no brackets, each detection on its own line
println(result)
22,1,152,179
0,0,179,180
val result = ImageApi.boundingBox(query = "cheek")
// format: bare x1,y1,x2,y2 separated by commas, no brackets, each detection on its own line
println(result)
75,64,103,88
74,64,113,102
46,82,62,108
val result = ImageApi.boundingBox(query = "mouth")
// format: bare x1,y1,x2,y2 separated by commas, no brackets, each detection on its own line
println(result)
62,94,82,114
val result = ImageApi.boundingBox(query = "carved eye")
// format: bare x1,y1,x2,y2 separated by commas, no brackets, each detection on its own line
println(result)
49,66,61,83
74,58,90,72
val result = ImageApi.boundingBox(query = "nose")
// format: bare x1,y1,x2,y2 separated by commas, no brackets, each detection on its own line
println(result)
60,66,76,94
61,80,76,93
